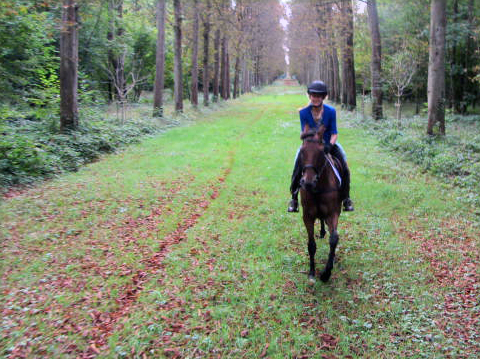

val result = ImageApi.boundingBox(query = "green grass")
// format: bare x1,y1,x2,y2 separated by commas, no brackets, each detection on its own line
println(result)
1,84,479,358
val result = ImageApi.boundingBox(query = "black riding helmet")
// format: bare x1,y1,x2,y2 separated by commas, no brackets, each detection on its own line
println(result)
307,80,328,95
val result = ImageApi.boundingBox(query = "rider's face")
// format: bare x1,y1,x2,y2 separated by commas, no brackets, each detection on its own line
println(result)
308,92,326,106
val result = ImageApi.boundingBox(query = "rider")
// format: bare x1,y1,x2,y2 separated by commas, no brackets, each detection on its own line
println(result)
287,80,354,213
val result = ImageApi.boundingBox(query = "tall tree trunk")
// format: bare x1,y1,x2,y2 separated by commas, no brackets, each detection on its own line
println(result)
202,0,211,106
107,1,115,102
368,0,383,120
241,57,247,94
464,0,475,113
190,0,199,107
153,0,166,117
213,29,220,102
173,0,183,112
450,0,465,114
341,0,356,110
116,1,125,103
331,46,340,103
233,55,240,99
255,53,260,87
220,35,227,99
60,0,79,132
427,0,447,135
226,46,230,99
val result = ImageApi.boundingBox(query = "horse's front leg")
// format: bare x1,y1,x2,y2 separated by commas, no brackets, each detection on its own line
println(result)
303,214,316,285
320,215,339,282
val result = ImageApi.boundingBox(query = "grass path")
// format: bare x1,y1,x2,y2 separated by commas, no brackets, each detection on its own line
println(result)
1,84,478,358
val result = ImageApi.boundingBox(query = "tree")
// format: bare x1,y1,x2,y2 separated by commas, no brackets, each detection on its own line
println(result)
385,48,417,123
368,0,383,120
427,0,447,135
190,0,199,107
60,0,79,133
202,0,211,106
107,0,126,103
340,0,356,110
220,34,229,99
173,0,183,112
212,28,220,102
153,0,166,117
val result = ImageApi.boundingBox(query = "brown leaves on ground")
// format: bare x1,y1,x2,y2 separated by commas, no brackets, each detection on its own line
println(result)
2,169,235,357
399,217,479,355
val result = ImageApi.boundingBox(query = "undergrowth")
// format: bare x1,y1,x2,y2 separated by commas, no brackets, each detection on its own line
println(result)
348,112,480,211
0,102,201,191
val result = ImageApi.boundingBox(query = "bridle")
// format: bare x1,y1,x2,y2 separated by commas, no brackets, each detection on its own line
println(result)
301,137,339,194
302,162,327,178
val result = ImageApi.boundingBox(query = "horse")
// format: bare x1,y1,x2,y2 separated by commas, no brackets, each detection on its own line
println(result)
298,126,344,284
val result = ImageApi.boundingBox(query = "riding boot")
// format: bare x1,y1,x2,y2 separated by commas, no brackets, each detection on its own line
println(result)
331,145,354,212
288,190,299,213
341,167,354,212
288,153,302,213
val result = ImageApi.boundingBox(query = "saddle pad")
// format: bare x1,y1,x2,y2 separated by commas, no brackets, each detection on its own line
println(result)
326,156,342,186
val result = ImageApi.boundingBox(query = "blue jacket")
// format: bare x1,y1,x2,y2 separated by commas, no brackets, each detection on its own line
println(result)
299,103,337,144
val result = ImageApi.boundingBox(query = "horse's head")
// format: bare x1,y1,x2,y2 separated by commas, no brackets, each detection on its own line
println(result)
299,126,326,192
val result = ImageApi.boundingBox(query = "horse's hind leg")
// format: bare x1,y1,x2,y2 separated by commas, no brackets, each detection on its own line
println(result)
320,220,326,239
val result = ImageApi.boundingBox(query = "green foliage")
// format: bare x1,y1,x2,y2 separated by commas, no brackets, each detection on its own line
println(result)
0,2,59,104
0,108,162,189
352,113,480,207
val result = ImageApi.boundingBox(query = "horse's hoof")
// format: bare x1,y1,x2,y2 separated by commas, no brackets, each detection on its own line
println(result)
308,275,316,286
320,270,331,282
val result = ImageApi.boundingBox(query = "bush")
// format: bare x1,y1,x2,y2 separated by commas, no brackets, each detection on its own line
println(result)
352,113,480,208
0,108,163,190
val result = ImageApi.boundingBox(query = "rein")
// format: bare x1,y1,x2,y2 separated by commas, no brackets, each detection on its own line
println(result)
302,153,340,194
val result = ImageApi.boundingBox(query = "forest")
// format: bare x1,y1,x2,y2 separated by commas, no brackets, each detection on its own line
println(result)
1,0,479,190
1,1,480,358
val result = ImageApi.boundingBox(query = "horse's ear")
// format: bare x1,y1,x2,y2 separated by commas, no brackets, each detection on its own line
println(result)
300,124,310,140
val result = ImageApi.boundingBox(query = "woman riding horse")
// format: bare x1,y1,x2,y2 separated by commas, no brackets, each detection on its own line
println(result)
287,80,354,213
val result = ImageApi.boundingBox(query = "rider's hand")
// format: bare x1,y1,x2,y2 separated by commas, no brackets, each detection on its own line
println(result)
324,143,332,154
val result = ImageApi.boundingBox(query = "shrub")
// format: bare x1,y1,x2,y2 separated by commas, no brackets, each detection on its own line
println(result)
0,108,164,190
352,113,480,208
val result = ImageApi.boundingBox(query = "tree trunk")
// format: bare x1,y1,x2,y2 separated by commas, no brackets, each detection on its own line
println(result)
173,0,183,112
220,35,227,99
368,0,383,120
202,0,211,106
60,0,79,132
464,0,474,114
233,56,240,99
213,29,220,102
396,92,402,125
153,0,166,117
341,0,356,110
116,1,125,103
427,0,447,135
332,47,340,103
226,47,230,99
190,0,199,107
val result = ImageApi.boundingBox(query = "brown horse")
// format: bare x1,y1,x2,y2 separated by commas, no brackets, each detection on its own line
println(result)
299,126,344,284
